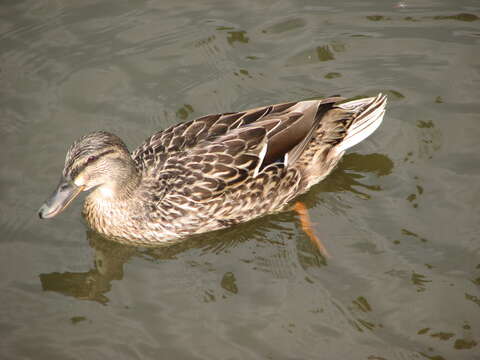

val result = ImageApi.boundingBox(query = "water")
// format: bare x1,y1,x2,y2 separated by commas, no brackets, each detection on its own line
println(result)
1,0,479,359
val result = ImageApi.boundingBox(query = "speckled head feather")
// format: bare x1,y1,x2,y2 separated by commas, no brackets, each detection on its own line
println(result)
63,131,129,179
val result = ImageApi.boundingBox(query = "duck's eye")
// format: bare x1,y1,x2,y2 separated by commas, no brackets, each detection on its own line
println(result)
87,155,97,163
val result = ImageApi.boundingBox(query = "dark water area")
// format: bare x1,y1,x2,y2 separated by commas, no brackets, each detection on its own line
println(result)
1,0,479,359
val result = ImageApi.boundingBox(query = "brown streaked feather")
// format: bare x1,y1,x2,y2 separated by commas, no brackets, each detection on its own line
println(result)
137,98,344,204
132,101,302,167
249,96,342,168
133,97,353,197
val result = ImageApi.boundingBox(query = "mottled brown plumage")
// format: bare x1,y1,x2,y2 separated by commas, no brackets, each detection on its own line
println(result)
39,94,387,245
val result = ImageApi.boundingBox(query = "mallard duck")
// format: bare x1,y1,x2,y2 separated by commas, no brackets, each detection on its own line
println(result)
38,94,387,246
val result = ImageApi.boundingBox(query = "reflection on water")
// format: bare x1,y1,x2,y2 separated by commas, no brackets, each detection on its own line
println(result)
286,43,346,66
310,153,393,201
226,30,249,46
366,13,479,22
40,232,133,304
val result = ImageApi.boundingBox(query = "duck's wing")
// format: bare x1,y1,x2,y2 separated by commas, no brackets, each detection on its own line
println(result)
152,98,341,201
131,98,340,173
131,103,287,171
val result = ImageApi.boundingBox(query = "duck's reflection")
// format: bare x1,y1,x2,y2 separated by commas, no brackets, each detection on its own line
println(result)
39,232,133,304
39,152,393,304
313,153,393,199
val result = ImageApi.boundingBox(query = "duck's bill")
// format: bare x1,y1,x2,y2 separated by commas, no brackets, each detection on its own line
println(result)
38,178,84,219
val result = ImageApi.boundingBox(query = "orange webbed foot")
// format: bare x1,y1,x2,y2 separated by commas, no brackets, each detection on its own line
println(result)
293,201,330,258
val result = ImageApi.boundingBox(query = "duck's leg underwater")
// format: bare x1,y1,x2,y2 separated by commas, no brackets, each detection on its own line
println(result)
293,201,330,258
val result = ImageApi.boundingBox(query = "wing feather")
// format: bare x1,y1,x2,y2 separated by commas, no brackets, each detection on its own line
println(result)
133,97,345,202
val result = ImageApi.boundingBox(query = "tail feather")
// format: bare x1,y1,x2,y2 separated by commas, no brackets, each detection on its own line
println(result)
336,93,387,153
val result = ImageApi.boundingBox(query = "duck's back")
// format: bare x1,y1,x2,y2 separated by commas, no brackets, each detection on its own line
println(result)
131,99,310,172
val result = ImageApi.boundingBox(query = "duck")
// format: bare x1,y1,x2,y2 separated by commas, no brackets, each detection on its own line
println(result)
38,94,387,247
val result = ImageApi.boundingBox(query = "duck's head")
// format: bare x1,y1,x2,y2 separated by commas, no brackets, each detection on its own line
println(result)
38,131,136,219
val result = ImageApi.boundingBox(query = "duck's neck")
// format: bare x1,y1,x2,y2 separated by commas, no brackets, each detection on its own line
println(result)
83,158,142,238
93,159,141,202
